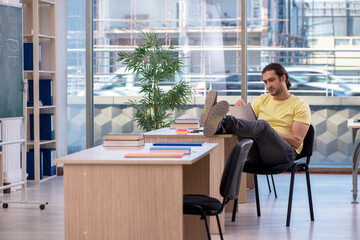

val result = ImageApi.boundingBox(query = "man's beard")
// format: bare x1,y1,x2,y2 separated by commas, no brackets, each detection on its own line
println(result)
269,83,283,96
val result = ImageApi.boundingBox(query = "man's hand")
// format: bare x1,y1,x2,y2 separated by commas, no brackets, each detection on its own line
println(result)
235,99,245,106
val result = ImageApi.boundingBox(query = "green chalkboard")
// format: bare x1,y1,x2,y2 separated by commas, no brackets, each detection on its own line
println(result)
0,3,23,119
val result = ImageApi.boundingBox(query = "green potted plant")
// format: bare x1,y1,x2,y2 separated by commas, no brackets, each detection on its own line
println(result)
116,32,193,131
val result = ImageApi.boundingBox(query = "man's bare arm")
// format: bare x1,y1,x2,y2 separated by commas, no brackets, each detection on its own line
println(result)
280,121,309,149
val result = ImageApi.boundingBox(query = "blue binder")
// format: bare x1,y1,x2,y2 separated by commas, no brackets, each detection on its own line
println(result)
41,148,56,176
29,113,55,140
23,43,33,70
26,151,43,180
28,79,53,106
23,43,41,71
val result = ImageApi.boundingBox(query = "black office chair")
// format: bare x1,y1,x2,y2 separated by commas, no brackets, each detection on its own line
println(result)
232,124,315,226
183,139,253,240
265,174,277,197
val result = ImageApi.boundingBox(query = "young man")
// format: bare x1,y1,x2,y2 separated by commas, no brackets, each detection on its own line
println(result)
202,63,311,166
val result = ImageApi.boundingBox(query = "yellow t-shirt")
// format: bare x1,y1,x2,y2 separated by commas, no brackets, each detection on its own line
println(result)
251,94,311,154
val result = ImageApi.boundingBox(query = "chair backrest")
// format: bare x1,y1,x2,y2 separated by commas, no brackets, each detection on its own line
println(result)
220,139,253,200
295,124,315,163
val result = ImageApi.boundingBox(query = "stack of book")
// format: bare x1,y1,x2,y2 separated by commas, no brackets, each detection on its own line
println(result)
170,118,200,129
103,133,144,147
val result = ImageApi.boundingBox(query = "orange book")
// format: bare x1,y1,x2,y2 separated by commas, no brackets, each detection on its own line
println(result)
124,152,184,158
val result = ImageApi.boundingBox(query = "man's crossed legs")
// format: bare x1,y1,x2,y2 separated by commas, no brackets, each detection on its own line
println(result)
201,92,297,166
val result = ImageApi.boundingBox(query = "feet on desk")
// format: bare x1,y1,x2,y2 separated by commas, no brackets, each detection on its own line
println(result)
204,100,229,137
200,90,218,127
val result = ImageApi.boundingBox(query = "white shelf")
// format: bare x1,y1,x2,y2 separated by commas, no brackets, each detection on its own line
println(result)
22,0,55,5
39,34,55,39
27,174,57,183
27,140,56,146
39,0,55,5
24,70,56,74
23,33,55,39
39,70,56,74
27,105,56,110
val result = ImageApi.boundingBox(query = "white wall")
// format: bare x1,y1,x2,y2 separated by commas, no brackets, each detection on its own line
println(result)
55,0,68,157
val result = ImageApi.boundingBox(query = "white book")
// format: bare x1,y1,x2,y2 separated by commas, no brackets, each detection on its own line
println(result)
103,139,145,147
174,118,200,124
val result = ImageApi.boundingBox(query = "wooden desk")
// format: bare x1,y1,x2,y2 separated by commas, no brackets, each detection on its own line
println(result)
144,128,245,234
54,143,218,240
347,119,360,204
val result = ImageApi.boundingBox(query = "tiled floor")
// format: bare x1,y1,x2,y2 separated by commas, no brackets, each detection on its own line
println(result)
0,173,358,240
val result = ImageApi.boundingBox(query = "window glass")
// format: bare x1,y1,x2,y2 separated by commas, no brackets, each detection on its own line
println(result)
68,0,360,168
352,39,360,45
335,39,350,46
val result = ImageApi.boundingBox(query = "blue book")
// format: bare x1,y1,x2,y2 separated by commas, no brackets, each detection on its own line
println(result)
30,113,55,140
28,79,53,106
150,146,191,155
153,142,204,146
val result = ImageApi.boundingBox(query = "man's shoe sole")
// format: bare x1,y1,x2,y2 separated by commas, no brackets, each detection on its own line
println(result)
203,101,229,137
200,90,218,127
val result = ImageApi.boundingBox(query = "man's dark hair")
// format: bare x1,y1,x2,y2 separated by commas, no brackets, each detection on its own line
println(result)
262,63,291,90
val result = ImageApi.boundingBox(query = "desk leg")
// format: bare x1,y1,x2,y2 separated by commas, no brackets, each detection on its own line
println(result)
0,153,2,191
352,137,360,204
63,164,183,240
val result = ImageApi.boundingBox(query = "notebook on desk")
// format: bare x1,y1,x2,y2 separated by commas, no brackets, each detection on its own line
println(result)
229,104,257,120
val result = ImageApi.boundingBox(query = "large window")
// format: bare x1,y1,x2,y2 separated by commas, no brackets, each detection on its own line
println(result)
67,0,360,168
